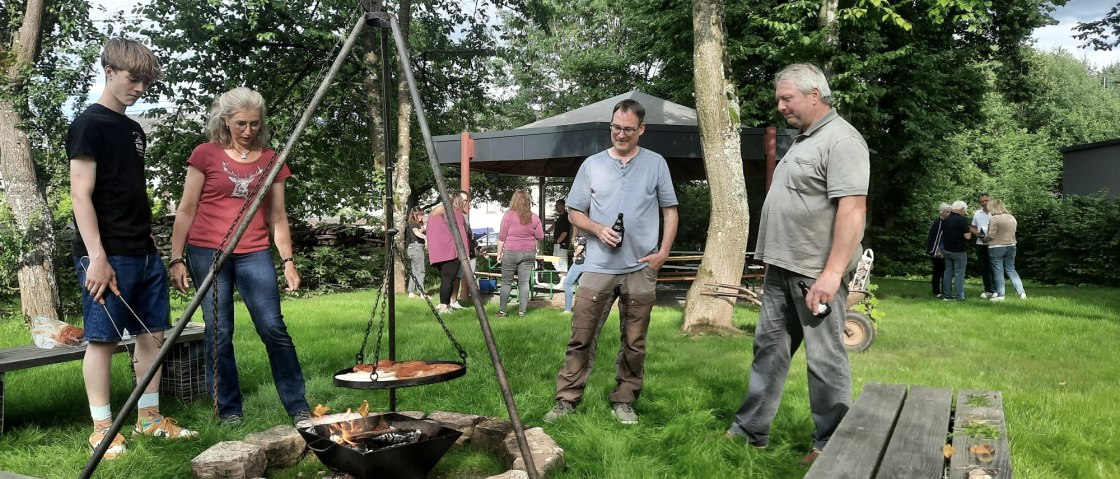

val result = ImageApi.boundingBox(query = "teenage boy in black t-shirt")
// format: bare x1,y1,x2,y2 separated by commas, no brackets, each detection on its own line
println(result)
67,38,196,460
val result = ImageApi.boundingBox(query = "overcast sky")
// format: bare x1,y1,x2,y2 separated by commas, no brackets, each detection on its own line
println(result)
88,0,1120,112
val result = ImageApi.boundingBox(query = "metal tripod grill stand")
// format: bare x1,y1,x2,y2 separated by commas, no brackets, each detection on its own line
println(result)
81,3,539,477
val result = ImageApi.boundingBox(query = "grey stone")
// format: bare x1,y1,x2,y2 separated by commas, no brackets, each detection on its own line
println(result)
427,411,482,445
395,410,426,419
243,425,307,468
485,470,530,479
191,441,267,479
500,427,564,477
472,417,515,454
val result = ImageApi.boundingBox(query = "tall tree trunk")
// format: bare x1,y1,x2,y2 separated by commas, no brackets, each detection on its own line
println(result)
0,0,61,323
391,0,413,294
683,0,747,335
818,0,839,74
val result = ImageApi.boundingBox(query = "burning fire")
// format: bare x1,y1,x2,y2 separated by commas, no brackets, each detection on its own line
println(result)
312,400,393,447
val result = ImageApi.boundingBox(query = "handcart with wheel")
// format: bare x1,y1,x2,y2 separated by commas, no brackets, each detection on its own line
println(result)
704,248,878,352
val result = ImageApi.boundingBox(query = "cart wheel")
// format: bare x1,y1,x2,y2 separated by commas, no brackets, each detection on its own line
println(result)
843,311,875,352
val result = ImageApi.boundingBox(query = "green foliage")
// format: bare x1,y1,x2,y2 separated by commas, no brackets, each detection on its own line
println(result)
850,282,884,324
672,182,712,251
1019,194,1120,286
131,0,523,219
296,245,385,293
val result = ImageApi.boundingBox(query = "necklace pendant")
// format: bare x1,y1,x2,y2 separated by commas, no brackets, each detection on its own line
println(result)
240,152,249,159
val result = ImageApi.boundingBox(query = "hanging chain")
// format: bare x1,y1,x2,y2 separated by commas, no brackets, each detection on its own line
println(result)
392,241,468,363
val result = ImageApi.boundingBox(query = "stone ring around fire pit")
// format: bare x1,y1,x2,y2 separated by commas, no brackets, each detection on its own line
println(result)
190,410,564,479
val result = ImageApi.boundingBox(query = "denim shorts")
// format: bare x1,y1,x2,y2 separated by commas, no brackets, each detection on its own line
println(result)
75,252,171,342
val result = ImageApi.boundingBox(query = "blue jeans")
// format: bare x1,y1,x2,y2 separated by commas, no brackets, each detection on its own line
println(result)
562,263,585,312
186,245,309,418
500,250,535,315
942,250,968,300
988,245,1025,297
74,253,171,342
406,243,426,295
727,266,851,450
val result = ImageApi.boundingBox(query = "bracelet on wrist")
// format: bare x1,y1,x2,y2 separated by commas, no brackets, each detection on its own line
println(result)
169,258,186,267
282,257,295,265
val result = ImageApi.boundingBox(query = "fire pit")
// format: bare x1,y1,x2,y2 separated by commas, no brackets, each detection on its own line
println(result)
299,412,462,479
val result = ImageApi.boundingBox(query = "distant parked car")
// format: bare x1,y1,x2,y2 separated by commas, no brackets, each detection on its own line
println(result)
477,232,499,254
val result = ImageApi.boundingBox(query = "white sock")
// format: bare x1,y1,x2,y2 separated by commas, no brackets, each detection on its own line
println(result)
137,392,159,410
90,404,112,422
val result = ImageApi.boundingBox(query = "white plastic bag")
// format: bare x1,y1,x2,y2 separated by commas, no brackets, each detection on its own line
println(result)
31,315,86,349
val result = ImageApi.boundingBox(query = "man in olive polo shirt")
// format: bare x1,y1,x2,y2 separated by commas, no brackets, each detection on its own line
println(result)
725,63,870,465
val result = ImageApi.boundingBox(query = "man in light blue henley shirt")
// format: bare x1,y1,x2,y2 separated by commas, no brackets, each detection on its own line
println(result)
543,99,679,426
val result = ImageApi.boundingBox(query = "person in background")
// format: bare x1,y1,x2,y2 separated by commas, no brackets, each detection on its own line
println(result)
723,63,868,465
427,194,470,314
405,207,427,298
496,190,545,318
983,199,1028,301
452,190,478,309
544,98,678,426
549,199,572,277
561,230,588,313
69,38,197,460
971,192,996,298
926,203,951,298
170,87,311,427
941,200,973,300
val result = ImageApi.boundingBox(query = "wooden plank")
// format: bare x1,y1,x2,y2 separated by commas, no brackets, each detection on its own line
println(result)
805,382,907,479
949,389,1013,479
876,386,954,479
0,323,206,373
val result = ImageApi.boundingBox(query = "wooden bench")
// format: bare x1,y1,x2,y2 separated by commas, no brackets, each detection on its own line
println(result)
0,322,207,434
805,382,1012,479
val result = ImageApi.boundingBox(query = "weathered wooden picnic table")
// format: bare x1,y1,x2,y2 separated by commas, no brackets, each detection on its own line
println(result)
805,382,1012,479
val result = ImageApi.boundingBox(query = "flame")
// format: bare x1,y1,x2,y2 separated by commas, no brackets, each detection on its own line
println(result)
315,402,393,448
329,408,359,446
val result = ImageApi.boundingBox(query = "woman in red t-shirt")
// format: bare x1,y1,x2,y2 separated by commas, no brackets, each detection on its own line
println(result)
168,87,310,426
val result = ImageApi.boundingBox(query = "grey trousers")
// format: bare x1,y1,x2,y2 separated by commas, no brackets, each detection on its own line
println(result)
406,243,426,296
500,250,536,315
554,268,657,406
727,265,852,450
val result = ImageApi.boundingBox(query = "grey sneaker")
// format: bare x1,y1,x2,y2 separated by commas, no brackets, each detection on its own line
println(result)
291,410,312,428
543,401,575,422
218,414,242,426
611,402,638,425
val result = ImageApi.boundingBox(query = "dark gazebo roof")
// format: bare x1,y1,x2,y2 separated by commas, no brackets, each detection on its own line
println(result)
434,91,797,181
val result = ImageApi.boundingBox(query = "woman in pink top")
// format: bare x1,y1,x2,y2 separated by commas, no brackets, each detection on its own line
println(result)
496,190,544,317
168,87,309,426
427,195,470,314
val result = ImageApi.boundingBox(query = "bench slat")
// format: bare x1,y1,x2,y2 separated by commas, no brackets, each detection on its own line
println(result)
0,323,206,373
876,385,954,479
949,389,1013,479
805,382,907,479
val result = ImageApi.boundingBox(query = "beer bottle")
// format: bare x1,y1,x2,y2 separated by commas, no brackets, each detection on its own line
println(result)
611,213,625,247
797,280,832,318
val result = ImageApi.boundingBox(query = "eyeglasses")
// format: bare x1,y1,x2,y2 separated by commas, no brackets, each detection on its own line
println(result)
610,124,641,135
230,121,262,131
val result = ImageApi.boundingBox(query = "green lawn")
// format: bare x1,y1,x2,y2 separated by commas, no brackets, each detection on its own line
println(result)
0,277,1117,478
